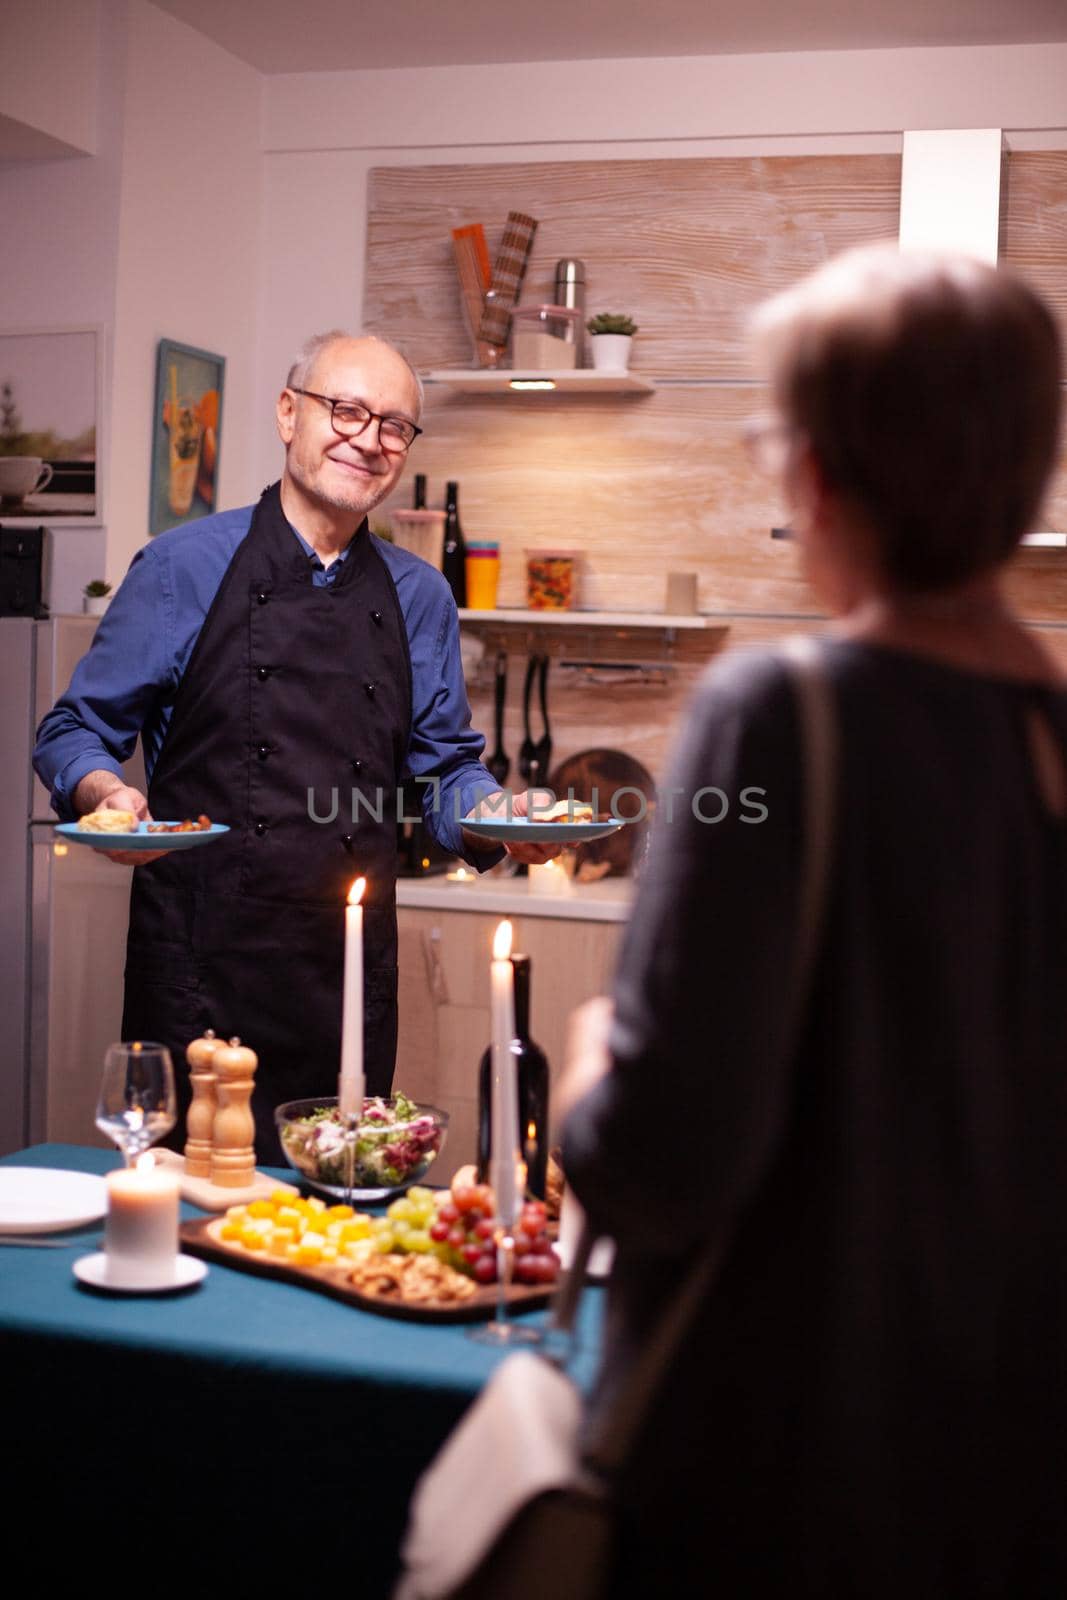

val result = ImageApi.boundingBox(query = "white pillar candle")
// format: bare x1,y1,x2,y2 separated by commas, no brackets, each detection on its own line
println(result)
105,1154,179,1283
339,877,366,1118
489,919,521,1227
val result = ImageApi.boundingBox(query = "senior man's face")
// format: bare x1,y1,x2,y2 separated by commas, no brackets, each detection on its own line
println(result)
277,337,420,520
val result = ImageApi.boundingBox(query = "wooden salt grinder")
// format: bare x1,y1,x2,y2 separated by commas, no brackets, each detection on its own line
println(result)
184,1029,220,1178
210,1037,259,1188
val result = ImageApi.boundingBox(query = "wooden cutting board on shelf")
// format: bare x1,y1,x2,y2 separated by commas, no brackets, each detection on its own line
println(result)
179,1216,554,1325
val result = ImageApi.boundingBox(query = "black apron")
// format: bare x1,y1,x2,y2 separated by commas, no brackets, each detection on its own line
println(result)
122,483,412,1162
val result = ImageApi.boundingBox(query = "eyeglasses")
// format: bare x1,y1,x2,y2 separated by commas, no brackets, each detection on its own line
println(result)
288,387,423,452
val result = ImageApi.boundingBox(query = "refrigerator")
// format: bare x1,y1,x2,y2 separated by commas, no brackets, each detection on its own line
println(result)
1,616,144,1156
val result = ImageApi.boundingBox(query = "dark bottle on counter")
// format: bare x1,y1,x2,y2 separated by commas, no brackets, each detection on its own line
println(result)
477,954,549,1200
441,480,467,607
413,473,427,509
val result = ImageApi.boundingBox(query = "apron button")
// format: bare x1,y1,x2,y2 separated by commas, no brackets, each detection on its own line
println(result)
257,744,271,761
364,681,377,699
257,591,270,605
256,666,271,681
351,758,362,774
254,821,268,837
371,609,383,626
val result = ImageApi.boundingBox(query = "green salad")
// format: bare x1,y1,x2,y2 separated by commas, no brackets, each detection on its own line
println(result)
279,1094,443,1189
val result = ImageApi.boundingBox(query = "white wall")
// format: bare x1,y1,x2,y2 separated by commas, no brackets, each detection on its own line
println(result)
107,1,263,578
257,41,1067,488
0,0,100,157
0,0,128,609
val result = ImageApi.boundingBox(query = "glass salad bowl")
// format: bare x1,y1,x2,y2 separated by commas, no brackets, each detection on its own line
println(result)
274,1094,449,1201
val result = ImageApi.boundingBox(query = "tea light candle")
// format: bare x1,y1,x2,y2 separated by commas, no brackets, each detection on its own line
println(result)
528,859,570,897
339,877,366,1118
105,1154,179,1283
489,920,521,1227
446,866,474,884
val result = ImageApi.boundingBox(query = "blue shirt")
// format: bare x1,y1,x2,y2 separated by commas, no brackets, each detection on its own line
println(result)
34,505,501,860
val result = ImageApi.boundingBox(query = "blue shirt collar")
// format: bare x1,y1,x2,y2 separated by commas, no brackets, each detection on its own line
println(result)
289,524,353,576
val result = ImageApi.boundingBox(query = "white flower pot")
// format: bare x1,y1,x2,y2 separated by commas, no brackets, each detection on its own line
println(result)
83,596,110,617
590,334,633,373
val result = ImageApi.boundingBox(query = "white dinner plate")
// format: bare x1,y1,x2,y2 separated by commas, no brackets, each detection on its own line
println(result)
0,1167,108,1234
73,1252,208,1294
461,817,627,844
55,822,229,853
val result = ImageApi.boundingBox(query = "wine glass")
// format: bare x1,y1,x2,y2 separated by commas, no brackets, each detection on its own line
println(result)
96,1042,177,1166
468,1158,543,1348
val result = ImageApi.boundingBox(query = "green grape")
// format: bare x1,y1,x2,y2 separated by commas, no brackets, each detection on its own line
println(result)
388,1198,416,1222
372,1231,395,1254
405,1232,432,1254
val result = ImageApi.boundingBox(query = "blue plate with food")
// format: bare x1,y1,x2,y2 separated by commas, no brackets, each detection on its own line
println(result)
462,799,627,845
56,813,229,852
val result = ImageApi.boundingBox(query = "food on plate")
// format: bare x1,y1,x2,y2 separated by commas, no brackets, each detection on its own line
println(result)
278,1093,444,1190
425,1179,559,1287
77,809,138,833
217,1190,372,1264
534,799,595,823
349,1252,476,1304
146,815,212,833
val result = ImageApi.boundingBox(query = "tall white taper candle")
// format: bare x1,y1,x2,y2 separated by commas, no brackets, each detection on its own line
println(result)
339,878,366,1117
489,919,521,1226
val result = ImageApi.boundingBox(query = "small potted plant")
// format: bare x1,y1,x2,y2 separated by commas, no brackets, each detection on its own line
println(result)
586,313,639,373
83,579,112,617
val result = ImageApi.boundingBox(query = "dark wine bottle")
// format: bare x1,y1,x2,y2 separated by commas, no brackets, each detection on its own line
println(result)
441,480,467,607
477,954,550,1200
413,473,427,510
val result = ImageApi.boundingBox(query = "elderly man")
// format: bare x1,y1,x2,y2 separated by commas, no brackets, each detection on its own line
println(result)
35,331,549,1158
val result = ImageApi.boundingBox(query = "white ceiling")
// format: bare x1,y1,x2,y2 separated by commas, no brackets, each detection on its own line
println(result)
154,0,1067,74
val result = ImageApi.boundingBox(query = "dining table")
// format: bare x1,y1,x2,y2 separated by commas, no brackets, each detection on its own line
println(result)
1,1142,605,1595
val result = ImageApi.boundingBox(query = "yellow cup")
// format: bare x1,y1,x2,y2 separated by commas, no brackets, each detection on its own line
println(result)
465,545,500,610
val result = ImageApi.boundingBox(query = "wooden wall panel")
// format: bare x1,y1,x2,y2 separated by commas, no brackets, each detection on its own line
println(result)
384,384,810,615
1002,150,1067,352
365,155,902,379
364,149,1067,787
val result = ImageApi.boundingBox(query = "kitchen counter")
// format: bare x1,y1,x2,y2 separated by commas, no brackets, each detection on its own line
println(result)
396,871,634,923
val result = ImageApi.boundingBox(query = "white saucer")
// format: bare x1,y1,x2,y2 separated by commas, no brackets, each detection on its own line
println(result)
73,1252,208,1294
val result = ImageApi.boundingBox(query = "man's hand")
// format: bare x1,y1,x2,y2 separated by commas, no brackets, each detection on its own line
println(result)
463,788,563,865
557,997,615,1126
71,769,168,866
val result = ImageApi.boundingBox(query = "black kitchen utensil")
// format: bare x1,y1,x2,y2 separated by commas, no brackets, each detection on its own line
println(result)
518,654,538,781
531,653,552,785
487,651,510,785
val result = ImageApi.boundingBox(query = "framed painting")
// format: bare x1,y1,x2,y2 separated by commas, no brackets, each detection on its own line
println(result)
0,327,102,522
149,338,224,536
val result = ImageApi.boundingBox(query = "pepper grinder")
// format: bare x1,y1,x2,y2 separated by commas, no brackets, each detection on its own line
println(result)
554,258,586,366
184,1028,220,1179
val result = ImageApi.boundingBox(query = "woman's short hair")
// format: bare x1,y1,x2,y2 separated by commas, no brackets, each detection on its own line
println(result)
752,246,1063,591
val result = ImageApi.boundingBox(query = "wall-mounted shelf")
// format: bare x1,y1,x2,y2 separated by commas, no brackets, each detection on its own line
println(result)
425,370,655,395
458,607,724,630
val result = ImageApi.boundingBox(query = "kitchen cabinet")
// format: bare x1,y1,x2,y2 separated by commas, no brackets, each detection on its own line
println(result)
395,897,626,1184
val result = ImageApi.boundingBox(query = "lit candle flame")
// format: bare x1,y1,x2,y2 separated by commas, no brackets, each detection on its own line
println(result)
347,877,366,907
135,1152,154,1173
527,1121,536,1142
493,919,513,962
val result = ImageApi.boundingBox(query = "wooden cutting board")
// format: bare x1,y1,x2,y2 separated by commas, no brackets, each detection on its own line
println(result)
179,1216,554,1325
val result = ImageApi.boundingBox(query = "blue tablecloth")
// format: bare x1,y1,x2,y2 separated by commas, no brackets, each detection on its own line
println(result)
2,1144,604,1594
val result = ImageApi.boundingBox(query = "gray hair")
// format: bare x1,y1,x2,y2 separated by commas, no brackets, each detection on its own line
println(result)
285,330,424,419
